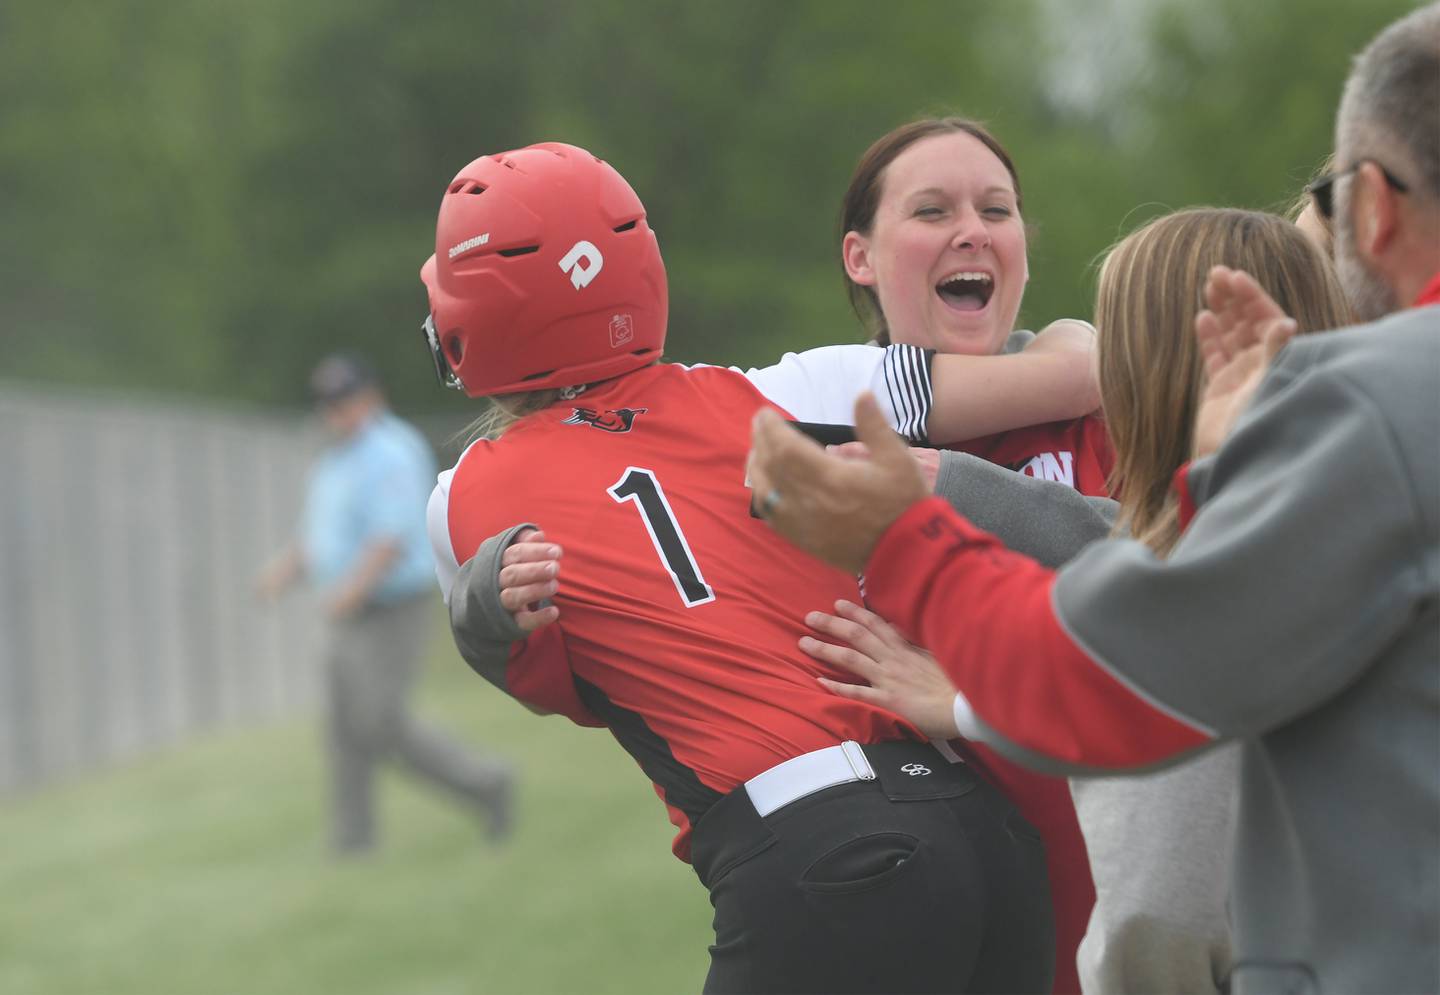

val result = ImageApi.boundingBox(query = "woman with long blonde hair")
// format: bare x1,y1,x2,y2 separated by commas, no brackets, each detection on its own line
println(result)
1095,207,1350,554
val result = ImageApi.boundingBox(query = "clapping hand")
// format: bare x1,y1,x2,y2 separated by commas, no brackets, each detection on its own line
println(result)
1192,266,1299,459
747,393,928,574
826,441,942,492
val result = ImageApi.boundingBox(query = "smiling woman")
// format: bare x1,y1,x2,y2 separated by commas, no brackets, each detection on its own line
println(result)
840,119,1029,355
831,116,1109,995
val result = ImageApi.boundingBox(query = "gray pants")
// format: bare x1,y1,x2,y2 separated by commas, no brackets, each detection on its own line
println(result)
324,594,509,852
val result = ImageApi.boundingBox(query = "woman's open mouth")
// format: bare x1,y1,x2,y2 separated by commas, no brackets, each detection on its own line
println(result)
935,271,994,312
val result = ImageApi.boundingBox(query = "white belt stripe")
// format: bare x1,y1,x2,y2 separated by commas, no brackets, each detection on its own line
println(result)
744,741,876,817
744,740,963,818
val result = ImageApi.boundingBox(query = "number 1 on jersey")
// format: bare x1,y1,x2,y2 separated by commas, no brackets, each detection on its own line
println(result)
608,467,716,608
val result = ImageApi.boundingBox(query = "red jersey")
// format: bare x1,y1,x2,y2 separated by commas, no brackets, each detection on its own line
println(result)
954,415,1114,494
945,414,1113,995
438,363,921,859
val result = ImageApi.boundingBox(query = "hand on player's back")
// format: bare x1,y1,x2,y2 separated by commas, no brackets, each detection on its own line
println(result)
499,528,563,632
802,599,961,740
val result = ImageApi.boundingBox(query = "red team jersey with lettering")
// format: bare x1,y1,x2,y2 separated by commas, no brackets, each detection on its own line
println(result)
948,414,1114,995
440,363,922,859
955,416,1114,493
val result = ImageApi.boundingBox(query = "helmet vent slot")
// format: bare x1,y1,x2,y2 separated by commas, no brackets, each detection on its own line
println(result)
448,180,487,195
613,220,638,233
498,245,540,257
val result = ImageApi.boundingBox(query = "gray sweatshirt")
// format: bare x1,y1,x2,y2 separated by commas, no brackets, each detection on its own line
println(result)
969,307,1439,994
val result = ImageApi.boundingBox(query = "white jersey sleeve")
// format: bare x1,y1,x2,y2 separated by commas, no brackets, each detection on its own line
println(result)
427,466,461,605
733,343,936,443
429,439,492,604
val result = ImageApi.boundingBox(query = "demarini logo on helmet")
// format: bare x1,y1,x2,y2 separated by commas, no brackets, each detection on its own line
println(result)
559,240,604,289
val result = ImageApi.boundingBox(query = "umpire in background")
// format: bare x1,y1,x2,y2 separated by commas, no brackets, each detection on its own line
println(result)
749,5,1440,992
257,353,514,855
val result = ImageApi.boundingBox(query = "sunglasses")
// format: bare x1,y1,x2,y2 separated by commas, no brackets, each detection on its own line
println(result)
421,314,465,391
1306,159,1410,220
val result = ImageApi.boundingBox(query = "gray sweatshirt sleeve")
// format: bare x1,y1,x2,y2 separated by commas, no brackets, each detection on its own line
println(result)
447,523,536,693
933,451,1116,568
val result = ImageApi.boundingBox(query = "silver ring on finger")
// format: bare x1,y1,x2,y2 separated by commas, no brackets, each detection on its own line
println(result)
758,487,782,518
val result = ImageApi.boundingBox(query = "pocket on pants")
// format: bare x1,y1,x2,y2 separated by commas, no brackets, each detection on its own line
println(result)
800,832,924,895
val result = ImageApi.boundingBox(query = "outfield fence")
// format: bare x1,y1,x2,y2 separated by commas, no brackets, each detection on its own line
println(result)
0,384,335,796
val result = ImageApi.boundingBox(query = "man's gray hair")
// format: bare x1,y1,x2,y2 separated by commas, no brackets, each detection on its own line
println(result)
1337,2,1440,200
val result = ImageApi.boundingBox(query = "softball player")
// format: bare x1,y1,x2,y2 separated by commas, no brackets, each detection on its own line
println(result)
420,142,1074,994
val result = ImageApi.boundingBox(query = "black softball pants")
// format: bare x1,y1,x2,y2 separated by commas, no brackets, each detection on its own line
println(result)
690,740,1054,995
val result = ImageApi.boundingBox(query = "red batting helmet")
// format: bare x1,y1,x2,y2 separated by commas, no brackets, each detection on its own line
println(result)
420,142,668,397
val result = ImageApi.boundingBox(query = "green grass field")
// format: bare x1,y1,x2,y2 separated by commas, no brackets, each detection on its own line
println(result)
0,634,712,995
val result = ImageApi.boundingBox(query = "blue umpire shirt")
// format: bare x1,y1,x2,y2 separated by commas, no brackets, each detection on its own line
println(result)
300,410,438,603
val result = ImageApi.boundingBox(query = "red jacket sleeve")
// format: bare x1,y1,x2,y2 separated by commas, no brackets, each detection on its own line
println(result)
1174,462,1198,532
866,497,1210,769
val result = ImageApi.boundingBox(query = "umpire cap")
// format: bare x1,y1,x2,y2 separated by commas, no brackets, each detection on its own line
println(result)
309,353,380,406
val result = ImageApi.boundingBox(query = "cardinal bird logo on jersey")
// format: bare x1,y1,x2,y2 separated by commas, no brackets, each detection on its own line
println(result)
562,407,648,433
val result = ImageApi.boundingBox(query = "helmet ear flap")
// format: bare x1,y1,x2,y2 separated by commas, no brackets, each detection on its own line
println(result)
420,310,466,392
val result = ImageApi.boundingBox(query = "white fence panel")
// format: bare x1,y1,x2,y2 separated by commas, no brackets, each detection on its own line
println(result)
0,385,328,795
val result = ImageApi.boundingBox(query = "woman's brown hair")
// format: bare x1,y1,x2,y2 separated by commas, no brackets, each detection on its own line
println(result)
1095,207,1352,554
839,117,1023,345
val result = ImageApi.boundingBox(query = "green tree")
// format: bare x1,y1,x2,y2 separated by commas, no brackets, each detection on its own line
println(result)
0,0,1416,412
